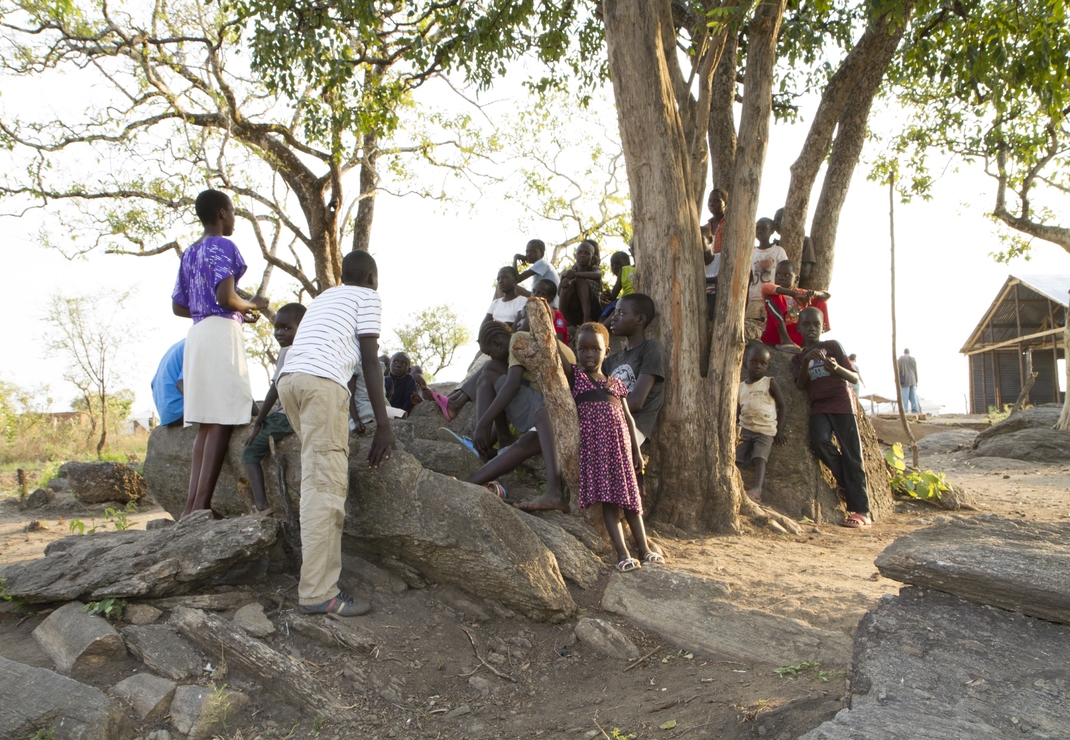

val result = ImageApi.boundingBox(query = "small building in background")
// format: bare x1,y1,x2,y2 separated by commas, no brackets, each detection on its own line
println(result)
960,274,1068,414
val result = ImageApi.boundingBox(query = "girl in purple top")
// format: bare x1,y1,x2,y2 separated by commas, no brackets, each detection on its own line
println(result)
171,190,268,518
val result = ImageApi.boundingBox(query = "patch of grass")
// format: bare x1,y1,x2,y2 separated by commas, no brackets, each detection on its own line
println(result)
27,728,56,740
310,715,326,733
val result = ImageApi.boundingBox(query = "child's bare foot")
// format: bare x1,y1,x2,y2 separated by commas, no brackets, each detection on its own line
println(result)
514,492,570,512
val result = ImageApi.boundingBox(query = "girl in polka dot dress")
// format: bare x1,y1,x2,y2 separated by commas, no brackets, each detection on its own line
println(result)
566,323,662,572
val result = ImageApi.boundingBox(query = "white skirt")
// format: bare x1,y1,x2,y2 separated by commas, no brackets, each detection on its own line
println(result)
183,316,254,426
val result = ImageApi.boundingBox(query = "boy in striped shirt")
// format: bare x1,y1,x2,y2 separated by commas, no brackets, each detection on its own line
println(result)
276,250,395,617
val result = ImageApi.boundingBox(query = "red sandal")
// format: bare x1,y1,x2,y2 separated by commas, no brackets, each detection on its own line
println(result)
840,513,871,529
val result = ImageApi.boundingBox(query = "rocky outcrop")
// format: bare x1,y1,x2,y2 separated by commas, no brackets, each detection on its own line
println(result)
0,510,280,604
972,426,1070,463
145,425,576,621
972,404,1062,447
800,588,1070,739
875,515,1070,624
59,461,146,504
916,428,977,454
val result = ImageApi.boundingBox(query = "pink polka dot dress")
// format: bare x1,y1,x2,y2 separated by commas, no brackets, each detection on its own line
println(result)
572,366,642,514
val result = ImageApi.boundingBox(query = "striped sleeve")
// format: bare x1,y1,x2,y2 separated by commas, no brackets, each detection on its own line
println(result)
355,291,382,337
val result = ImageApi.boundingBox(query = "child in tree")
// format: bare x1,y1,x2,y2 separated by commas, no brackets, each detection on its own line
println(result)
791,307,870,529
172,189,269,518
760,260,830,351
484,266,527,329
567,322,661,572
558,239,604,326
242,303,307,515
747,218,788,322
736,344,785,502
602,293,665,448
513,239,560,302
276,250,394,616
385,352,420,414
598,251,635,326
705,188,727,319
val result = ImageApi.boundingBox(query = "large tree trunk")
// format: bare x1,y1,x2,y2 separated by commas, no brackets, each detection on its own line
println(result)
352,131,378,253
708,30,739,192
704,0,788,531
779,5,913,267
602,0,712,529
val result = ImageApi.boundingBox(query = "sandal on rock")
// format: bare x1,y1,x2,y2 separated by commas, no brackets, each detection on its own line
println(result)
641,551,664,565
484,482,507,500
840,512,871,529
430,390,455,421
616,558,641,573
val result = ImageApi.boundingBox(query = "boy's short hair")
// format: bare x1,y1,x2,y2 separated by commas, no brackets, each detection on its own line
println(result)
745,343,771,361
195,189,231,225
776,259,798,273
798,306,823,323
526,239,546,257
478,319,512,346
620,292,656,323
577,321,610,346
533,278,558,301
499,265,521,281
342,250,377,285
757,216,775,228
610,251,631,266
275,302,307,324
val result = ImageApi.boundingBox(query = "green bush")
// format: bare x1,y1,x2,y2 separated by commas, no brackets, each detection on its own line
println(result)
884,443,949,501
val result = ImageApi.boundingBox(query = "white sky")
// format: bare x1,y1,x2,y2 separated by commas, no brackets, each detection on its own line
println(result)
3,66,1069,419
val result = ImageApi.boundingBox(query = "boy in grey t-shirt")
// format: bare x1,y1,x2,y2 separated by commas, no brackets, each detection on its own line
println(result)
601,293,665,446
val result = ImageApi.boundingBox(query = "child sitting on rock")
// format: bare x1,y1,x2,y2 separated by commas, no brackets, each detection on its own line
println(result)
736,344,785,503
242,302,307,515
484,266,527,329
385,352,421,414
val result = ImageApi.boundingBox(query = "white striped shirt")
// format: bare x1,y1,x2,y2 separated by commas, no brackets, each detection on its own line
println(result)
280,286,382,388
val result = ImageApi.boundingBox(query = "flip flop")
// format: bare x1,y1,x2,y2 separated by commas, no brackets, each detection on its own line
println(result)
430,390,455,421
641,551,664,564
484,482,507,499
840,513,871,529
616,558,641,573
437,427,480,459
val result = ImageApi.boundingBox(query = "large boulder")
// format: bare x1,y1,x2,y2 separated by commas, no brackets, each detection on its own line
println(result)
0,655,133,740
0,510,280,604
916,428,978,454
144,425,576,621
875,515,1070,624
971,426,1070,463
59,461,146,504
972,403,1062,447
32,602,127,678
752,350,893,523
801,587,1070,739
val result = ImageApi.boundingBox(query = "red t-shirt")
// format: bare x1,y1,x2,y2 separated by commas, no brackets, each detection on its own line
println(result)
761,286,830,347
553,310,569,345
791,340,856,415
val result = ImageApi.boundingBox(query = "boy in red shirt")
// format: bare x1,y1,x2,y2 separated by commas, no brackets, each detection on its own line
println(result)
761,260,830,351
531,279,569,345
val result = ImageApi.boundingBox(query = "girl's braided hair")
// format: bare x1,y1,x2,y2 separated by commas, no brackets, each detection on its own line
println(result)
478,320,512,346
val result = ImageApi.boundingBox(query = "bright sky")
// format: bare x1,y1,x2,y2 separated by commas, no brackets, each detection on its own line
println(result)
3,68,1069,420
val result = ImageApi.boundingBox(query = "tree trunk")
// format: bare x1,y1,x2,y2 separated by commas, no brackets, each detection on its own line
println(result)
602,0,711,529
804,7,912,290
97,391,107,458
509,297,581,514
352,131,378,254
780,4,913,267
704,0,788,531
708,31,739,191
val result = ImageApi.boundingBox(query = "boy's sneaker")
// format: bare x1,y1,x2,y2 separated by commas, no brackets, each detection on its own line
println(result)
436,427,480,459
299,591,371,617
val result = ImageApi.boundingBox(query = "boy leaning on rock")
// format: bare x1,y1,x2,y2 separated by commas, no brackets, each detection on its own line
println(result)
276,250,395,616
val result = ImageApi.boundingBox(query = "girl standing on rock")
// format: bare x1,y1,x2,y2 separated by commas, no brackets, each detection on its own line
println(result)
565,322,662,572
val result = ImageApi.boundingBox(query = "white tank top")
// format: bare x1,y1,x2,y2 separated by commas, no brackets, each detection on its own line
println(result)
738,376,778,436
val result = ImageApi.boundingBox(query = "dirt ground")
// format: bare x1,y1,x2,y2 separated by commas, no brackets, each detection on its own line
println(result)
2,449,1068,740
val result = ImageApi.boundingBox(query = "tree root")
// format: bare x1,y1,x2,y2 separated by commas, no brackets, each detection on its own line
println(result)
738,494,803,534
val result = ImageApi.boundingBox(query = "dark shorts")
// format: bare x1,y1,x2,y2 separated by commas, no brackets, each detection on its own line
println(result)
241,412,294,464
494,376,543,433
736,428,774,464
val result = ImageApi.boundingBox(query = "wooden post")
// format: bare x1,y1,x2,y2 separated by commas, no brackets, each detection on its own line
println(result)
509,297,582,515
1014,283,1026,395
1049,299,1062,403
888,175,919,468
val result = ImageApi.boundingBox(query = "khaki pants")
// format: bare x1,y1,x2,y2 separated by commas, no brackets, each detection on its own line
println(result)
277,373,350,606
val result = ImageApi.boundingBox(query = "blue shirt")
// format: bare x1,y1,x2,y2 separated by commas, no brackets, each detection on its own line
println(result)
151,340,185,425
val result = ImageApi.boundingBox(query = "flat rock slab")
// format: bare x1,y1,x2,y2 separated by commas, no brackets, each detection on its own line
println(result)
800,587,1070,740
971,427,1070,463
601,568,851,666
123,625,204,680
0,510,280,604
519,512,604,589
170,684,250,740
875,514,1070,624
109,673,176,722
32,601,126,678
972,404,1062,447
916,429,977,454
0,655,133,740
573,617,639,660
